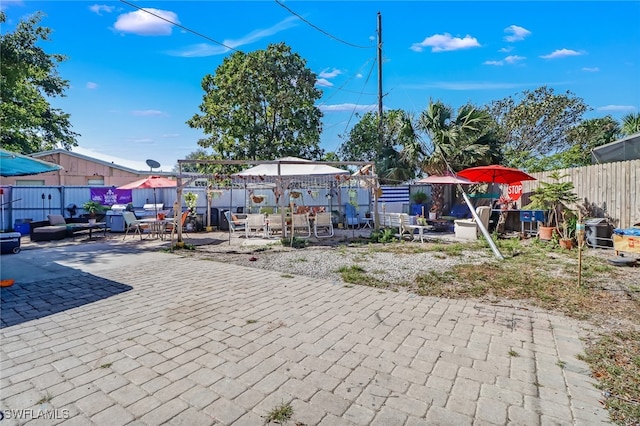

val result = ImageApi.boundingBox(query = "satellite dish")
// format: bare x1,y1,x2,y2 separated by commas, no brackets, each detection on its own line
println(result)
146,159,161,171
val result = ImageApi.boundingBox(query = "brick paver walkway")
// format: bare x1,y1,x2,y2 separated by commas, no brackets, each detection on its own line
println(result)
1,243,611,425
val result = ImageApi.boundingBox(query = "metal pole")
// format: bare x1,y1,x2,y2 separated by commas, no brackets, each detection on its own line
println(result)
462,191,504,260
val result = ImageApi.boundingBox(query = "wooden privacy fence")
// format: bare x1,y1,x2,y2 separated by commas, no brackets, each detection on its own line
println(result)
521,159,639,229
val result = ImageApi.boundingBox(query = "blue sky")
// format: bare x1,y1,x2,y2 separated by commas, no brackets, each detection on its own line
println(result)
3,1,639,171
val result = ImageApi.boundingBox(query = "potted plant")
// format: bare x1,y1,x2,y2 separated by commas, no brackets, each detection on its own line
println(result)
557,211,576,249
524,172,579,241
83,200,106,225
184,192,198,216
411,190,429,205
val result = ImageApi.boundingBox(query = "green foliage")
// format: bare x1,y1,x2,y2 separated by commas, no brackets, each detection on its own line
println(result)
82,200,106,215
187,42,323,162
411,190,429,204
370,228,397,244
184,192,198,211
487,86,589,170
524,172,579,229
264,402,293,424
338,110,420,184
621,112,640,135
280,236,308,248
0,11,79,154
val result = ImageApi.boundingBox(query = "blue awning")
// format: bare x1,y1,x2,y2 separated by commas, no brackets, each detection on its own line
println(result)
0,149,63,177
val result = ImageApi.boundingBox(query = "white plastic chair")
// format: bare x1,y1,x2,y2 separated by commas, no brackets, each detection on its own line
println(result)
292,213,311,238
245,214,266,238
313,212,334,238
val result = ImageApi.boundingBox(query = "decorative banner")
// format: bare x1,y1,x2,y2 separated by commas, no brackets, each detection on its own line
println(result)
507,181,523,201
90,188,132,205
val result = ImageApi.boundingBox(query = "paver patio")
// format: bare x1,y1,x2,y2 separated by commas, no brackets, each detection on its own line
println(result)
0,237,611,425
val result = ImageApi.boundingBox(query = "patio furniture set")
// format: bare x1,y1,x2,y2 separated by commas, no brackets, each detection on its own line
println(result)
224,210,334,239
29,214,108,242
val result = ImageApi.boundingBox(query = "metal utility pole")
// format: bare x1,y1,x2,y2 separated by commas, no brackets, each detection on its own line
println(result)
377,12,383,148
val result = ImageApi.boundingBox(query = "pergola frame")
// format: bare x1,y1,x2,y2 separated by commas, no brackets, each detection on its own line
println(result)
174,158,379,243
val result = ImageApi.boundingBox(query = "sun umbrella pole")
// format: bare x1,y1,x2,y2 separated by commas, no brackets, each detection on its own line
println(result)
462,191,504,260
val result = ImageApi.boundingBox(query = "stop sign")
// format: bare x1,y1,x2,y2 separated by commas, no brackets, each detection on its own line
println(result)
507,181,523,201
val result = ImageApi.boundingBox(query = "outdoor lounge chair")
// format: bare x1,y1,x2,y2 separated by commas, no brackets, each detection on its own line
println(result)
224,210,246,234
313,212,334,238
454,206,491,240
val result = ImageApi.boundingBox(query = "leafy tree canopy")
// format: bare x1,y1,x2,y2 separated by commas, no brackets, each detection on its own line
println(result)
0,11,79,154
338,109,419,184
487,86,588,169
187,42,324,166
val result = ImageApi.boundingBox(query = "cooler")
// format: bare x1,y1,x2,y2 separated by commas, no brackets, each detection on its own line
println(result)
0,232,21,254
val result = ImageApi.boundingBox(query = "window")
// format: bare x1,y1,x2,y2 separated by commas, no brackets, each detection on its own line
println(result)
15,180,45,186
87,178,104,186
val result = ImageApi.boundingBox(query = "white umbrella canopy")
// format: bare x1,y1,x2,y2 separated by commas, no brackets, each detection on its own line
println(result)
232,157,349,179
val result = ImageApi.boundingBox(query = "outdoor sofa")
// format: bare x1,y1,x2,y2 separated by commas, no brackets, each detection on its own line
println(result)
29,214,106,242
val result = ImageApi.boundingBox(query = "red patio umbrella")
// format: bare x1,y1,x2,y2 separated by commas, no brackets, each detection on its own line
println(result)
457,165,536,184
118,176,176,217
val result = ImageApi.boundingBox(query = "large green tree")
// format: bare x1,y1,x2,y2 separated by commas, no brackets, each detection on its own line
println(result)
187,43,324,165
0,11,79,154
338,109,419,184
418,100,500,213
487,86,588,170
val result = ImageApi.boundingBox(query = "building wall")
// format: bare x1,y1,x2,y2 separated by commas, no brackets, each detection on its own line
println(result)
0,151,151,187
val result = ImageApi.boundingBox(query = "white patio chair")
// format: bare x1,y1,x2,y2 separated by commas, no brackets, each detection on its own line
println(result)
313,212,334,238
292,213,311,238
267,213,285,237
122,211,149,240
224,210,246,234
245,213,266,238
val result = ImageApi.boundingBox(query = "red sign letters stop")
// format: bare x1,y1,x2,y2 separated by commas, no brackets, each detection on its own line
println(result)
507,181,523,201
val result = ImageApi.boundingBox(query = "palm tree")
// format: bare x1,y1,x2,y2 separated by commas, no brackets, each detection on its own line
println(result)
417,100,498,214
621,113,640,135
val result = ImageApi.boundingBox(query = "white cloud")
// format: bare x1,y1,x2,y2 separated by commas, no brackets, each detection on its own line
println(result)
356,73,363,79
504,25,531,42
597,105,636,112
319,68,342,79
89,4,115,15
504,55,525,64
169,16,298,57
86,82,98,89
0,0,23,11
540,48,583,59
582,67,600,72
114,8,179,36
319,103,377,112
499,46,513,53
316,79,333,88
132,110,166,117
410,33,480,52
483,55,525,66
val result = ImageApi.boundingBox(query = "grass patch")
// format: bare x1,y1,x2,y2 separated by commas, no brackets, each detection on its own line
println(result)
508,350,519,357
99,363,112,369
246,319,257,324
336,264,386,288
280,274,294,279
264,402,293,424
579,330,640,425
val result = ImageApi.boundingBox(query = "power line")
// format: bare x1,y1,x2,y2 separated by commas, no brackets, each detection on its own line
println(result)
119,0,241,53
275,0,374,49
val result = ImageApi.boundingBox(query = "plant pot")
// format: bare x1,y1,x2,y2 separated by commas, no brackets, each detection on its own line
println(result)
559,239,573,250
538,226,555,241
429,212,437,220
88,218,97,226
